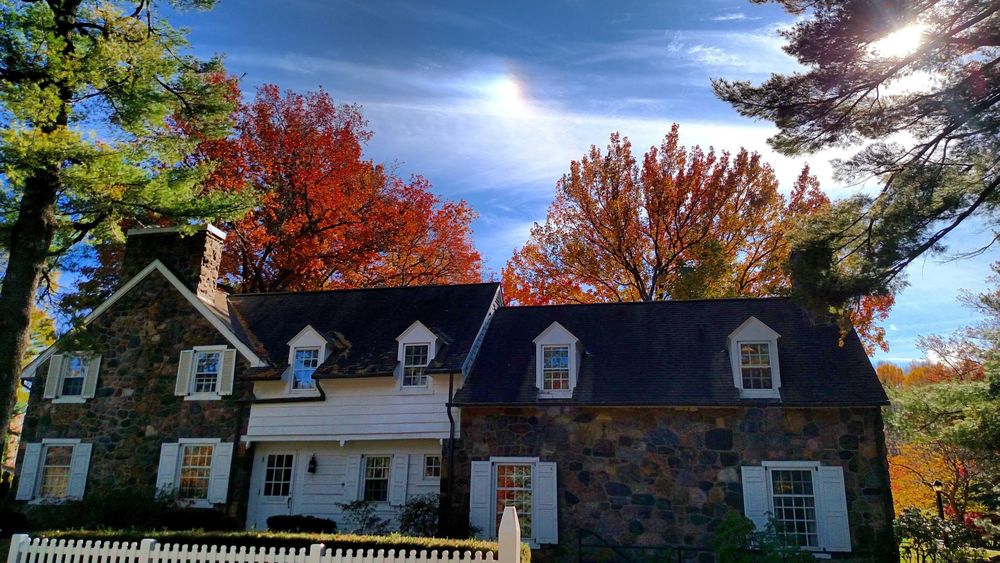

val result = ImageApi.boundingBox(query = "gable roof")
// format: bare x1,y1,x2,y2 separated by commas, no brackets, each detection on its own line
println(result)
21,260,265,378
227,282,501,377
453,297,887,407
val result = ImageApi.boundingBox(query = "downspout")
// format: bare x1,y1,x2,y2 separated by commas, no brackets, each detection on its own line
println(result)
445,370,457,534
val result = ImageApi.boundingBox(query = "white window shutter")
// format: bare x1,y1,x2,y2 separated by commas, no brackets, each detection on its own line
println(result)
469,461,493,539
389,454,409,506
175,350,194,396
82,355,101,399
43,355,64,399
15,443,42,500
818,466,852,552
741,466,770,530
155,443,181,496
342,455,362,502
219,349,236,395
208,442,234,504
67,443,93,499
534,461,559,544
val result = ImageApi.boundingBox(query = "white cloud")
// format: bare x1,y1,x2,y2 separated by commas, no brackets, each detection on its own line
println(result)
711,13,757,22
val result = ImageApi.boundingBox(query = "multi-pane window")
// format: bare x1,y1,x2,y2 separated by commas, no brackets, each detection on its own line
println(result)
770,469,819,549
363,455,391,502
38,445,73,498
263,454,294,497
495,464,532,538
541,345,570,392
192,351,221,394
402,344,429,387
739,342,773,390
178,444,214,500
60,355,87,397
292,348,320,389
424,455,442,478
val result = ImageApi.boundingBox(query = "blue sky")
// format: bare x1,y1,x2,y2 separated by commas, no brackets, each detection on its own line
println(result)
171,0,992,364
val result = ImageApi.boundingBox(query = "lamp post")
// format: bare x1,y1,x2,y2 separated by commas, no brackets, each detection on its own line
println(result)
932,480,948,547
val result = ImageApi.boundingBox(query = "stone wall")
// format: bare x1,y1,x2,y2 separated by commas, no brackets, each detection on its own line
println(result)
17,269,252,520
451,405,896,562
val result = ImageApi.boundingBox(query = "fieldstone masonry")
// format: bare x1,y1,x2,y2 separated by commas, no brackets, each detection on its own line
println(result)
452,405,896,562
17,229,252,521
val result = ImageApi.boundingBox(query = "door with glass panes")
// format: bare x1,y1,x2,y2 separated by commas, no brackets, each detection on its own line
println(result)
254,452,296,529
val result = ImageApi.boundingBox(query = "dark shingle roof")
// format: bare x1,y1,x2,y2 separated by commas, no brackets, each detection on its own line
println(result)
454,297,887,407
228,283,500,377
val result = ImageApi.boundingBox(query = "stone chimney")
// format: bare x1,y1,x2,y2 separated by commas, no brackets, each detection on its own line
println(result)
121,224,226,302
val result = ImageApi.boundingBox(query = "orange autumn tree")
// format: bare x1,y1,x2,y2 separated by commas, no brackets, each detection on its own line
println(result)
504,125,890,351
206,85,481,292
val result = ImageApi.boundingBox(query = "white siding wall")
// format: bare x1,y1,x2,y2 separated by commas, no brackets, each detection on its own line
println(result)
247,377,459,442
247,440,443,531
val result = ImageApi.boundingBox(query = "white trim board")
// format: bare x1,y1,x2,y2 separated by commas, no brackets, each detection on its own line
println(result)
21,259,265,379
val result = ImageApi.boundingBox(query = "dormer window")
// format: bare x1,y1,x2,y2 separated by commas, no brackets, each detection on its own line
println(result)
396,321,439,391
402,344,430,387
728,317,781,399
292,348,319,390
533,322,579,399
541,345,570,392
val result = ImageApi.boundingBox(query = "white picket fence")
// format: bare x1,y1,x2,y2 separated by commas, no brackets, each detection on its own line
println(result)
6,508,523,563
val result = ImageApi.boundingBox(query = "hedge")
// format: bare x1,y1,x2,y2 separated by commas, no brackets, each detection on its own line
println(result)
37,530,532,562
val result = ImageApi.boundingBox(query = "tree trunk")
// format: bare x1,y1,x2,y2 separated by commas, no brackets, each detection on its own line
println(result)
0,168,59,459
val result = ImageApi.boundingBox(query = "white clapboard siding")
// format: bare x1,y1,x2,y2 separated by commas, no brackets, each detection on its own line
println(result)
15,443,42,500
43,355,64,399
246,377,459,442
741,466,770,531
5,534,509,563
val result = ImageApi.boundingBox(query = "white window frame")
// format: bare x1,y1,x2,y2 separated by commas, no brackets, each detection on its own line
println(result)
402,343,431,388
361,454,392,503
728,317,781,399
35,439,79,501
423,454,442,480
396,321,438,394
533,322,579,399
174,438,221,508
760,461,825,552
187,345,227,400
488,457,539,544
290,347,321,392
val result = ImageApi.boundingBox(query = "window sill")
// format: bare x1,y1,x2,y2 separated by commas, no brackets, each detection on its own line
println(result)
28,496,80,505
738,389,781,400
399,385,433,395
538,391,573,400
176,499,213,509
184,394,222,401
51,397,86,404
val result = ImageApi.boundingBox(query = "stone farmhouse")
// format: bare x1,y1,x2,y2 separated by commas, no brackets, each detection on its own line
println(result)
14,225,895,560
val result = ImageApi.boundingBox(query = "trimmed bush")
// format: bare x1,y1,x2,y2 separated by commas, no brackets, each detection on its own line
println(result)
266,515,337,534
38,529,531,561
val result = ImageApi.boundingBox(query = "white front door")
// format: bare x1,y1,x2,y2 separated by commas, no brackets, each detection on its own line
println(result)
253,452,296,529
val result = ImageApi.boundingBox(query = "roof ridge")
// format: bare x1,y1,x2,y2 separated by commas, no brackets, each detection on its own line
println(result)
228,281,499,299
502,295,792,310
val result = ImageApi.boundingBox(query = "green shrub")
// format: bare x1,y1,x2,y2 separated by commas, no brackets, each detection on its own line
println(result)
711,512,816,563
37,529,530,561
398,494,439,537
266,515,337,534
895,508,986,563
336,500,390,535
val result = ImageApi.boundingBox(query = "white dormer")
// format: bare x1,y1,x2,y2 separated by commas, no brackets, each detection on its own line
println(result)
286,325,330,392
533,321,579,399
728,316,782,399
396,321,439,389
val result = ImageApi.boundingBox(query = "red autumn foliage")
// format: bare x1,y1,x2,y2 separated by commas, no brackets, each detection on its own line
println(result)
202,85,481,292
503,126,889,352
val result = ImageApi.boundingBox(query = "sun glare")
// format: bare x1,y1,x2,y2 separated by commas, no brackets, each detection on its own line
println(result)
492,76,531,117
871,23,927,58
